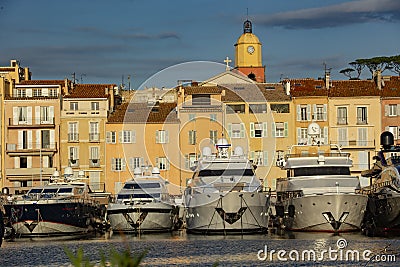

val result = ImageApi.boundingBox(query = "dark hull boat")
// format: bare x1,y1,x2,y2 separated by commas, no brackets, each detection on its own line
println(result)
360,131,400,236
3,169,105,238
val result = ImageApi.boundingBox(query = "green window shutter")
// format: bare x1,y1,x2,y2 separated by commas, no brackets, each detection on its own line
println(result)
155,130,159,143
263,151,269,166
284,122,288,137
250,123,255,138
262,122,268,137
227,123,232,138
271,122,276,137
240,123,245,138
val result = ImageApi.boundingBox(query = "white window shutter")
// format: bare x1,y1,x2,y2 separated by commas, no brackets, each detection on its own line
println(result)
106,131,111,143
26,88,32,97
14,157,20,168
324,127,329,145
27,130,33,149
27,156,32,168
35,106,41,125
42,156,49,168
397,104,400,116
27,106,32,125
119,131,123,143
155,130,159,143
307,104,311,121
263,151,268,166
323,104,327,121
111,158,116,171
42,88,48,96
122,158,126,171
49,106,54,123
384,105,389,116
296,127,301,144
50,130,55,148
296,105,301,121
18,131,23,149
262,122,268,137
271,122,276,137
13,107,18,125
313,104,317,120
132,130,136,143
36,130,41,149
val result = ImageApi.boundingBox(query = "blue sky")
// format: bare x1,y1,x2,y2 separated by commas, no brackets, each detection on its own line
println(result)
1,0,399,89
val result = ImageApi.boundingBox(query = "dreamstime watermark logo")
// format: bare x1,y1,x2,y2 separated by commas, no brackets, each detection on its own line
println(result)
257,238,396,263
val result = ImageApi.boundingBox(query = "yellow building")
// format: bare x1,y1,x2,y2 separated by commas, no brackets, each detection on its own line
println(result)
3,80,66,194
105,102,181,195
60,84,116,192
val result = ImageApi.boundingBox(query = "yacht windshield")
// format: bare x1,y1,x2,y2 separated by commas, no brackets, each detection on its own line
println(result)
58,188,73,193
293,167,350,177
42,188,58,193
28,188,43,194
198,169,254,177
123,183,161,189
117,193,160,199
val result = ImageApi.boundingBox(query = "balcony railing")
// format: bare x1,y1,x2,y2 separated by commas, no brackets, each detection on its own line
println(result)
89,159,100,167
6,142,57,152
356,117,368,125
69,159,79,167
330,140,375,147
8,117,55,127
89,133,100,142
337,117,348,125
68,133,79,142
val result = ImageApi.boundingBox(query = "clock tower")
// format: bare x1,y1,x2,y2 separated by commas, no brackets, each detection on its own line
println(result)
234,20,265,82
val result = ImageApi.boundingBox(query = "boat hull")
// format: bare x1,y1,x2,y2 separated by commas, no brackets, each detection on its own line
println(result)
277,194,368,232
3,201,101,237
107,202,175,233
185,191,269,234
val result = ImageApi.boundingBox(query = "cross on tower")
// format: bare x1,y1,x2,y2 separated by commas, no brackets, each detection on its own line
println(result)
224,56,232,71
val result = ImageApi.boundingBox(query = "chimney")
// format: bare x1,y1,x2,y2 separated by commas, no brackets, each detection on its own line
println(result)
64,78,69,95
284,80,291,95
24,67,30,81
324,70,330,89
108,86,114,111
374,70,382,90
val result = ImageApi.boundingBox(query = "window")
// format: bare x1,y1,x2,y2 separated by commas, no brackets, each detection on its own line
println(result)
229,123,245,138
18,106,27,124
249,104,267,114
89,122,99,141
210,114,217,122
156,157,169,170
69,147,79,167
33,89,42,97
338,128,348,147
388,126,399,140
156,130,169,144
120,130,135,143
70,102,78,111
250,151,268,166
314,104,326,121
90,147,100,167
129,157,143,170
226,104,245,114
250,122,267,138
358,128,368,146
300,105,308,121
185,154,197,169
209,130,218,144
357,107,367,124
16,89,26,97
106,131,117,144
68,122,79,142
273,122,288,138
20,157,28,168
189,114,196,121
275,150,285,167
18,130,30,149
40,106,53,124
270,104,289,113
112,158,125,171
41,130,50,149
297,128,308,145
192,94,211,105
388,104,398,116
189,130,196,145
49,88,58,97
91,102,99,111
337,107,348,125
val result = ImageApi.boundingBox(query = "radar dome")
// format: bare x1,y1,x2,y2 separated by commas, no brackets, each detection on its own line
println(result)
64,167,73,176
234,146,244,156
134,167,142,176
202,146,212,156
152,167,160,175
216,138,229,146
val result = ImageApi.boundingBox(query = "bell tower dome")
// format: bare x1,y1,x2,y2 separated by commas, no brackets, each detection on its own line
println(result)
234,19,265,82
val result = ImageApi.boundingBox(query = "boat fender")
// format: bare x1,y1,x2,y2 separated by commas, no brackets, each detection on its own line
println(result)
288,205,295,218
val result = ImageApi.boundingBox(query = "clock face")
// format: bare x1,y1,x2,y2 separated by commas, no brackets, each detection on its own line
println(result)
247,45,255,54
307,122,320,135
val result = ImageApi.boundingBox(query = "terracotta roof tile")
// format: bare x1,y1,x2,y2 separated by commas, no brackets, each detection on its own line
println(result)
65,84,116,98
184,86,223,95
18,80,66,86
330,80,380,97
221,84,290,102
108,102,179,124
289,79,328,97
382,76,400,97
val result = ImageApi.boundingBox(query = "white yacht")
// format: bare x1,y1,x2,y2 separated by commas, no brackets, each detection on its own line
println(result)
107,166,177,233
184,139,270,234
274,123,368,233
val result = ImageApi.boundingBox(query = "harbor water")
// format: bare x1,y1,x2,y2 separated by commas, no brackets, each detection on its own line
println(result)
1,231,399,266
